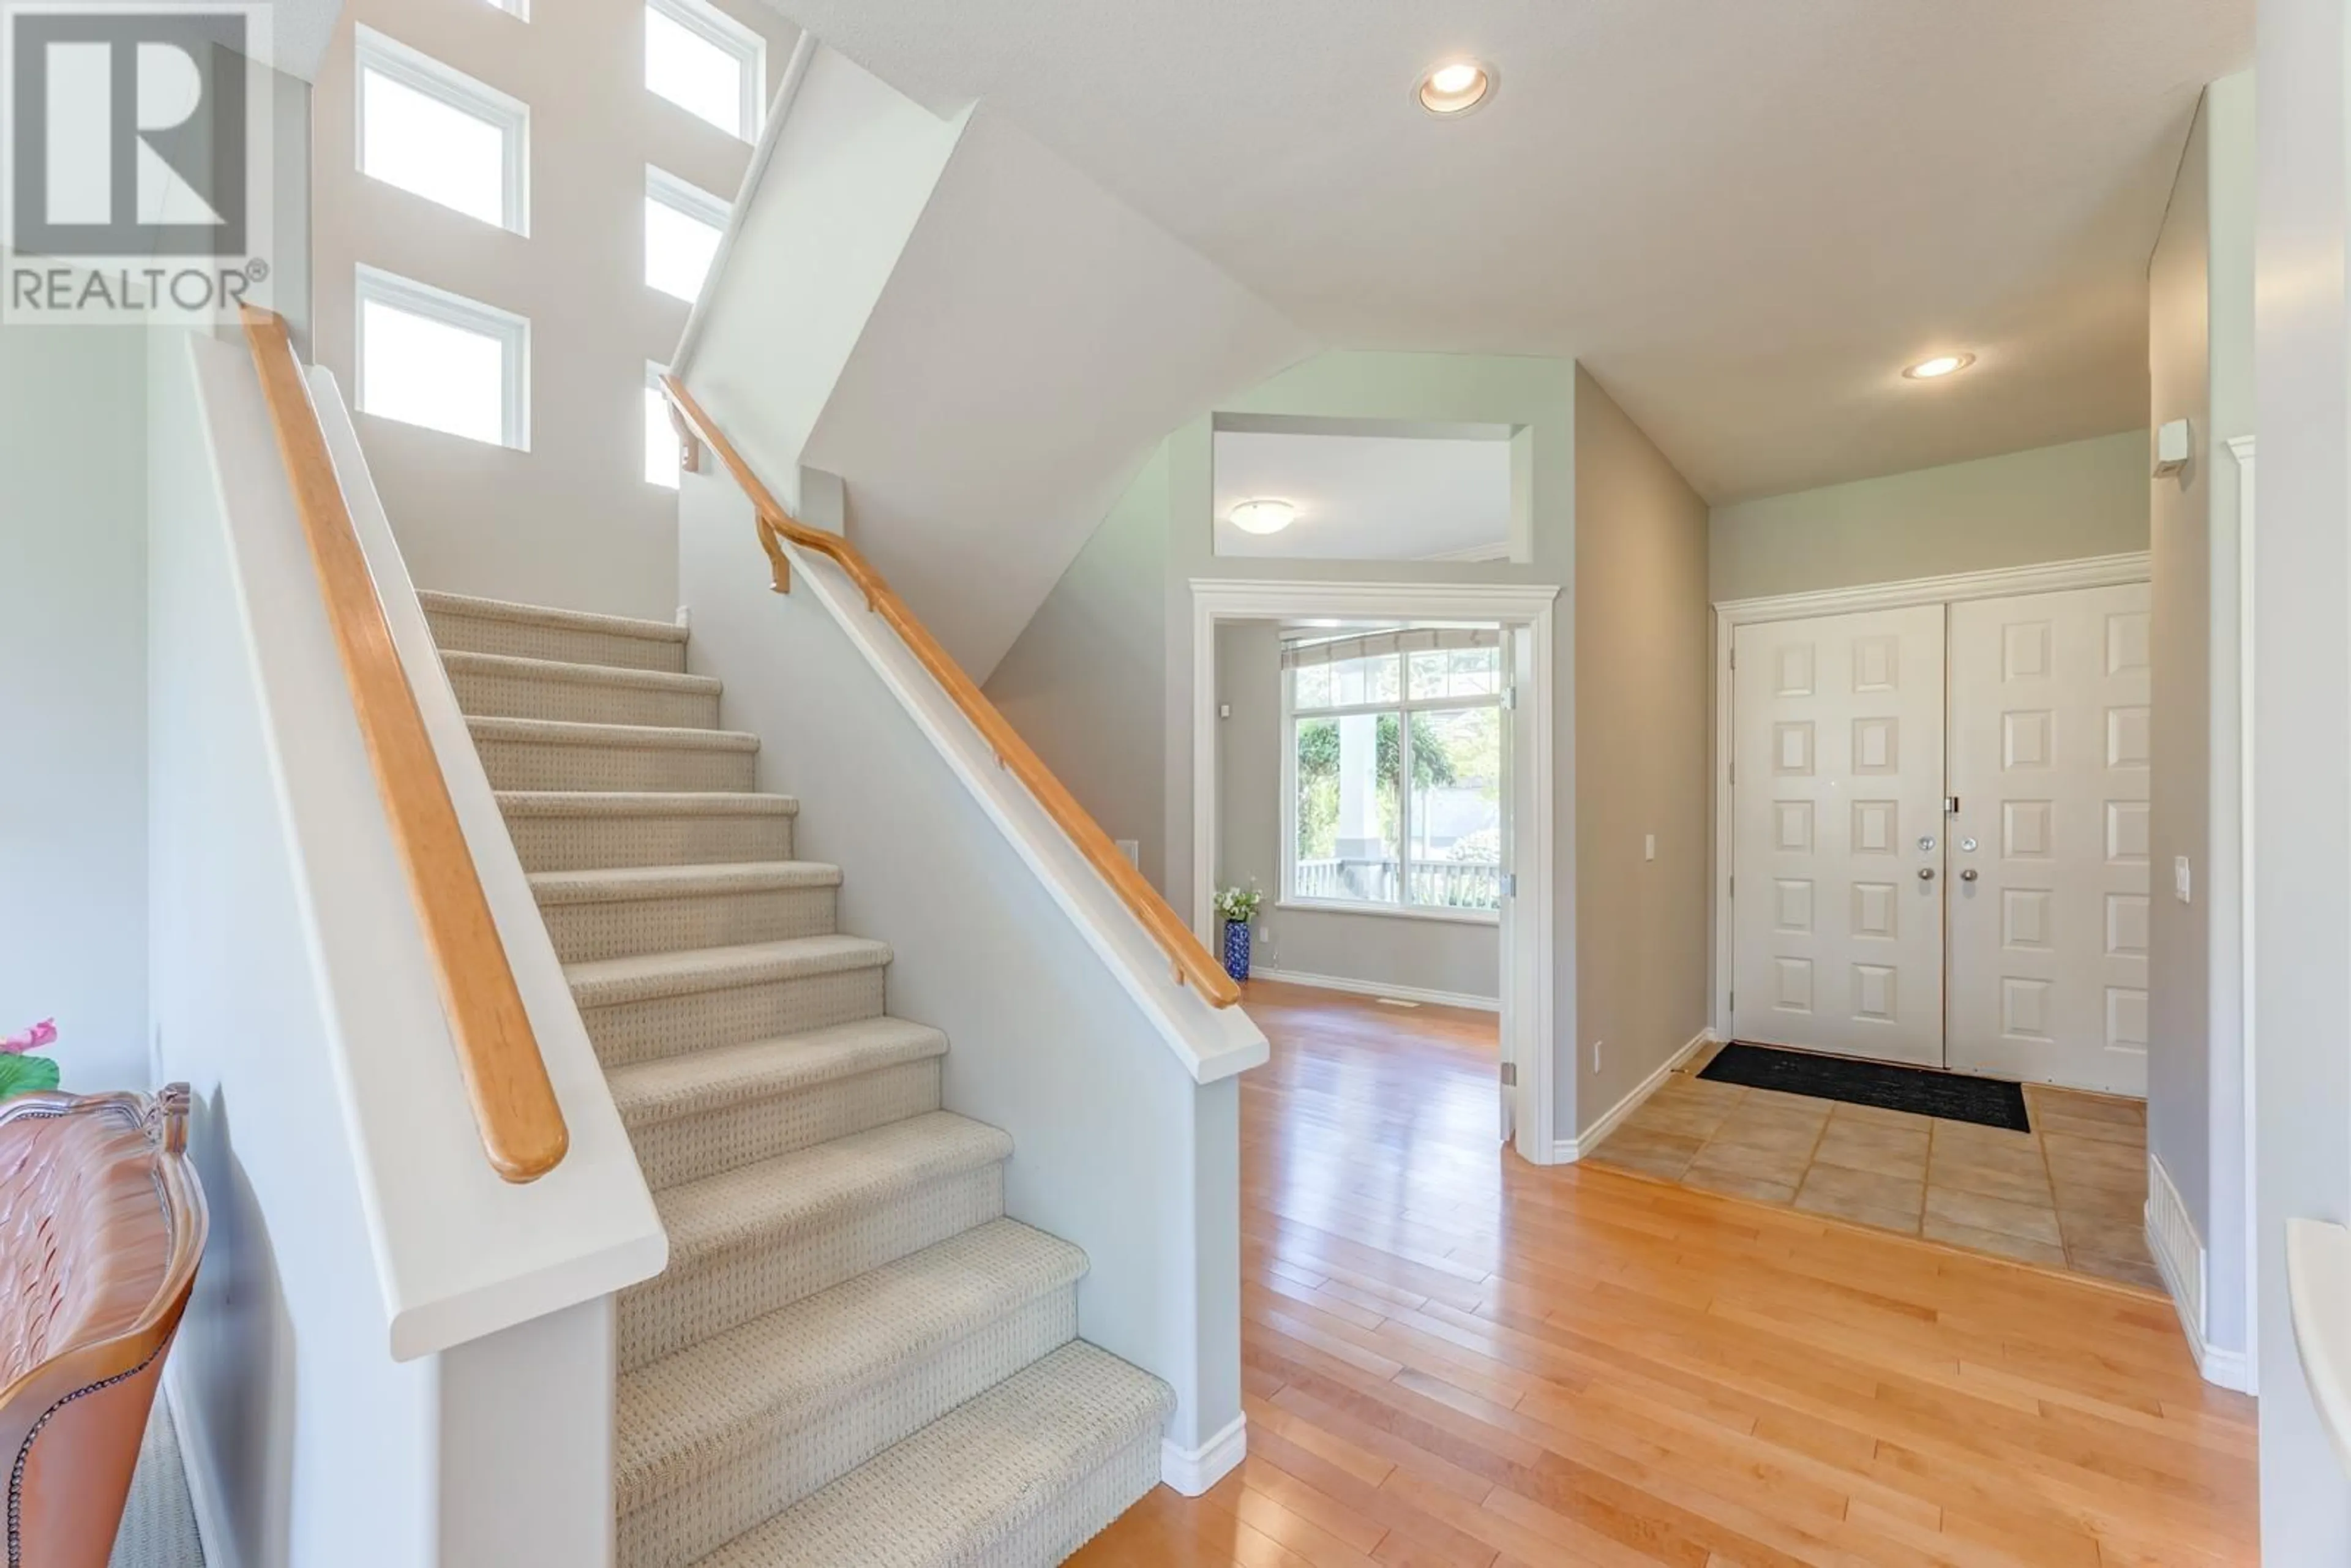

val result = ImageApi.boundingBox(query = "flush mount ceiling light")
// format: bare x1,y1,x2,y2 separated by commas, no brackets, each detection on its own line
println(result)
1229,498,1298,536
1417,59,1494,116
1903,353,1976,380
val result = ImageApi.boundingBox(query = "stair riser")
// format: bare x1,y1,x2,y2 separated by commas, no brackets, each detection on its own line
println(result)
620,1160,1000,1371
505,811,793,872
617,1291,1077,1568
426,610,686,673
627,1057,940,1191
583,968,887,1068
542,885,838,964
698,1424,1164,1568
450,668,719,729
994,1428,1167,1568
479,740,756,793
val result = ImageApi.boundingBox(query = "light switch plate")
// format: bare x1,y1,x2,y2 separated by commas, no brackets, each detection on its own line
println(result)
1644,834,1656,861
2175,854,2193,904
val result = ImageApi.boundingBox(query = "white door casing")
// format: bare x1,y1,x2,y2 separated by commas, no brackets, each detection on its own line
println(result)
1732,606,1948,1066
1946,584,2153,1094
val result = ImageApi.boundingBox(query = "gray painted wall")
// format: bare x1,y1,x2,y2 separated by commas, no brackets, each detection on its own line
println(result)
983,353,1588,1125
1573,369,1713,1131
988,448,1175,889
990,351,1715,1140
2145,75,2254,1330
1710,431,2149,602
2148,88,2216,1250
0,317,149,1095
1212,620,1501,1002
2254,2,2351,1550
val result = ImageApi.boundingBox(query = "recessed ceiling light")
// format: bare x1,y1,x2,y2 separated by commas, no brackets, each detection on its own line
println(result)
1903,353,1976,380
1229,498,1297,535
1417,59,1494,116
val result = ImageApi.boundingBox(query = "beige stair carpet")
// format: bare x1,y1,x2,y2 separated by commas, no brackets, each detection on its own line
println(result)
421,591,1172,1568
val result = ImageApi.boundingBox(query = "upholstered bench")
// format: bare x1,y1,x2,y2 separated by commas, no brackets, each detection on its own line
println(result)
0,1087,206,1568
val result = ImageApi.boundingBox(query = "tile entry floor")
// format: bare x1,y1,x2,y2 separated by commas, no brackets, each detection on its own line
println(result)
1585,1041,2162,1290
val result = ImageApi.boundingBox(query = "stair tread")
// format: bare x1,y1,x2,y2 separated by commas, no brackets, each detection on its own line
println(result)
686,1341,1172,1568
468,715,760,751
616,1218,1085,1508
420,588,689,644
607,1016,947,1128
569,934,892,1006
531,860,842,905
647,1110,1007,1261
497,789,798,817
441,649,722,694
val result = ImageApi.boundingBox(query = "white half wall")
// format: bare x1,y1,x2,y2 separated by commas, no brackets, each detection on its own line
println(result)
149,328,436,1568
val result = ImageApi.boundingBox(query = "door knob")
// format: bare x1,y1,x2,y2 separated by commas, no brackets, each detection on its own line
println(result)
1960,868,1978,882
1918,867,1936,881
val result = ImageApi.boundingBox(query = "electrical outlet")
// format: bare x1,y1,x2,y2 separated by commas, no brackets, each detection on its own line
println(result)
1592,1040,1603,1074
2175,855,2193,904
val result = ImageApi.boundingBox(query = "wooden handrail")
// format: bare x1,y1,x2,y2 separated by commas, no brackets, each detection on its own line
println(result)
241,308,571,1181
661,375,1244,1009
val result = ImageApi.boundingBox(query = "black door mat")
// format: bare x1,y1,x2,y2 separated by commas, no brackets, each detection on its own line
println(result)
1699,1042,2031,1131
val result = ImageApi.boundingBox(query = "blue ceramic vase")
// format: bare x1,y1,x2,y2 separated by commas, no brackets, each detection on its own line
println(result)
1221,920,1252,983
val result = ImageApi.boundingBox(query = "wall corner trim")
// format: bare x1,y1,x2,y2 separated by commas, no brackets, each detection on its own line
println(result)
2149,1149,2254,1394
1162,1412,1247,1497
1555,1029,1714,1164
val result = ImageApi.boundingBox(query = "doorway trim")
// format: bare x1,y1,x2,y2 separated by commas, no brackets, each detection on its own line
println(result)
1710,551,2153,1041
1189,578,1561,1166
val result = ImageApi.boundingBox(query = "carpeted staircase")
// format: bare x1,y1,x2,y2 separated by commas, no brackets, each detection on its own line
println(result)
421,589,1174,1568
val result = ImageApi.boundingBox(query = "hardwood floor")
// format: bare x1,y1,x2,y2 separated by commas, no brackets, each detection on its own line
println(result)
1070,979,2258,1568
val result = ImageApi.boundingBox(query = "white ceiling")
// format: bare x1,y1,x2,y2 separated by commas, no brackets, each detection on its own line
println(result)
264,0,340,80
1212,429,1512,560
756,0,2250,501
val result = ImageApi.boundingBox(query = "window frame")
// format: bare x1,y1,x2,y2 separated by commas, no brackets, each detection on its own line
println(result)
643,165,731,302
643,0,766,141
353,264,532,452
353,26,531,235
1278,632,1505,925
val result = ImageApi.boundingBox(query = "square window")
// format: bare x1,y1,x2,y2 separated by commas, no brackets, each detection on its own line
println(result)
645,367,678,488
645,0,763,140
355,267,529,450
355,28,528,233
645,167,729,302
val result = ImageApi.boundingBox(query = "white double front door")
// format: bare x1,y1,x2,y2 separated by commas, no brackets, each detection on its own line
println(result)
1730,583,2152,1093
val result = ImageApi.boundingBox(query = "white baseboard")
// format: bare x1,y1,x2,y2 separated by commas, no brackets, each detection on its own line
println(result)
1161,1412,1246,1496
1247,967,1500,1013
2147,1151,2255,1394
165,1356,241,1568
1556,1029,1714,1163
